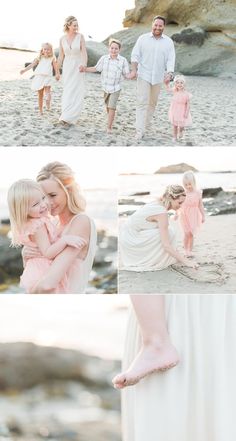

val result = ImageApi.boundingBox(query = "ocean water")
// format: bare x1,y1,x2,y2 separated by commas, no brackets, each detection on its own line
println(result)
119,172,236,199
0,187,117,234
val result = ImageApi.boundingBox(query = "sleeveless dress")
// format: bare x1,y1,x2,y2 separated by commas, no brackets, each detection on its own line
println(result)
122,295,236,441
59,213,97,293
31,57,54,91
179,190,203,234
168,90,192,127
120,202,176,271
19,216,68,294
59,33,85,124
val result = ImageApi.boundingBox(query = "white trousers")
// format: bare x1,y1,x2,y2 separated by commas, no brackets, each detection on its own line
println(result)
136,77,161,134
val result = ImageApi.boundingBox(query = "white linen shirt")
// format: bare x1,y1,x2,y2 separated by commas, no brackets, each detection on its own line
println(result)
95,54,130,93
131,32,175,85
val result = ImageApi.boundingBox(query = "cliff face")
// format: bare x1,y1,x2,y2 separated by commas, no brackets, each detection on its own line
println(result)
107,0,236,77
123,0,236,32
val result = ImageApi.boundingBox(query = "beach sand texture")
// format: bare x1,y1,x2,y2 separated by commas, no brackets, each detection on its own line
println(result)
1,49,236,146
119,213,236,294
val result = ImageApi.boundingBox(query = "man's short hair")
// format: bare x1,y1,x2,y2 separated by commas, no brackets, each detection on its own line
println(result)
153,15,166,25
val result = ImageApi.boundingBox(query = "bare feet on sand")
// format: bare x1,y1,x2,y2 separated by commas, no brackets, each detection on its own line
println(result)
112,342,179,389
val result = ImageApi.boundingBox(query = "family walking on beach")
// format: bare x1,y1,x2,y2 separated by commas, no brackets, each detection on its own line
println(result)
20,15,192,141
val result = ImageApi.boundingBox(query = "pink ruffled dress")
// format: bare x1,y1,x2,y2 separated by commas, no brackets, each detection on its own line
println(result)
179,190,203,234
168,90,192,127
18,216,68,294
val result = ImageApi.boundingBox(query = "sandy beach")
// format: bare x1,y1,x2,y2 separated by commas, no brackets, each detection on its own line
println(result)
1,49,236,147
119,213,236,294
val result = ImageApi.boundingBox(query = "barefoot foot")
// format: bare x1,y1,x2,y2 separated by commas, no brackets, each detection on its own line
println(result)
112,342,179,389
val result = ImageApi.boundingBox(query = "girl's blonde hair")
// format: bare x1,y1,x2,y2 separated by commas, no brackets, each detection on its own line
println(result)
63,16,78,32
7,179,42,247
173,74,186,91
37,162,86,214
182,171,197,189
160,185,186,210
39,42,54,60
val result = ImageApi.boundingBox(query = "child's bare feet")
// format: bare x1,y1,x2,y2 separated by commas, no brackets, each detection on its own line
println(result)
107,127,112,134
112,342,179,389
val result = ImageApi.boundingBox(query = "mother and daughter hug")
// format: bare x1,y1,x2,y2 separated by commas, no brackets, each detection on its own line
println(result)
20,15,192,141
7,162,97,294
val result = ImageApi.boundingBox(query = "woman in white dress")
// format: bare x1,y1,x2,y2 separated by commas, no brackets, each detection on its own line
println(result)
116,295,236,441
120,185,196,271
58,16,87,125
23,162,97,293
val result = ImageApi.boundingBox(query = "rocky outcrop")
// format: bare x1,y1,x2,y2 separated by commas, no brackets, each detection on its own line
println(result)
123,0,236,31
104,1,236,77
155,163,198,173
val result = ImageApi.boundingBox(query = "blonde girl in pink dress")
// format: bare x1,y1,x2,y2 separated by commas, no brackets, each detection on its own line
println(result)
20,43,60,114
167,74,192,142
178,171,205,257
7,179,87,293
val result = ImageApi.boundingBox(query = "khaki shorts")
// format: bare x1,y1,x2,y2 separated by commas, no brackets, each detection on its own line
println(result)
104,90,121,110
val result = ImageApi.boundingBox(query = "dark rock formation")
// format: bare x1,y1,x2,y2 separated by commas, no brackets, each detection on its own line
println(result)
155,163,198,173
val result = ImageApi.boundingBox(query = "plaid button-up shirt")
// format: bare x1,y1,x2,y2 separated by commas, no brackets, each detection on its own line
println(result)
95,54,130,93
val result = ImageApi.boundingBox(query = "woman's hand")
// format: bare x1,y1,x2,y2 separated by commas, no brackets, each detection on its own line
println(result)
22,245,42,260
184,260,199,269
63,235,87,249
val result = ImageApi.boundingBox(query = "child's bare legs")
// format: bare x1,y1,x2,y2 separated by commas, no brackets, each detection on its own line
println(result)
107,107,116,133
44,86,51,110
112,295,179,389
178,126,185,139
38,89,44,114
184,231,194,256
172,125,178,141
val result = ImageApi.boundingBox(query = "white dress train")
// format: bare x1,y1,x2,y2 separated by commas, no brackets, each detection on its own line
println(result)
60,34,85,124
122,295,236,441
120,202,176,271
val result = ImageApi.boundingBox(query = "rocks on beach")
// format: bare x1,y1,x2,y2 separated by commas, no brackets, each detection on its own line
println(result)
0,342,121,441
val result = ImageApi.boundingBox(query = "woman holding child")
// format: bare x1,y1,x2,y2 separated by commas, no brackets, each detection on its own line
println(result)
58,16,87,125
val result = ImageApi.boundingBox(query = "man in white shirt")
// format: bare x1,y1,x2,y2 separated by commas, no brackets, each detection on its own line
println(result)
130,16,175,139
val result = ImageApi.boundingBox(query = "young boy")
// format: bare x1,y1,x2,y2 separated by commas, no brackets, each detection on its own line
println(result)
80,38,130,133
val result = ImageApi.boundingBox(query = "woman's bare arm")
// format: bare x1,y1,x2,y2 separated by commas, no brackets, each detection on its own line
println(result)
57,38,65,70
31,215,91,293
80,34,88,66
148,213,196,267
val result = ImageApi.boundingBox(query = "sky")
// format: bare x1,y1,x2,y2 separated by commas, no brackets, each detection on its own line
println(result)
0,147,235,191
0,0,134,50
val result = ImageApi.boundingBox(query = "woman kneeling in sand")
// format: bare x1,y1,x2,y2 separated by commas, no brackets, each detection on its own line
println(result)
120,185,197,271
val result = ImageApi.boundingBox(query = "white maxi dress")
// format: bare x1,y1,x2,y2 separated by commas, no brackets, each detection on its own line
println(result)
120,202,176,271
122,294,236,441
59,33,85,124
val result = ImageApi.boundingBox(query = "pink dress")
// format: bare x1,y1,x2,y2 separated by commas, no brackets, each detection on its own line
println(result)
18,216,68,294
179,190,203,234
168,90,192,127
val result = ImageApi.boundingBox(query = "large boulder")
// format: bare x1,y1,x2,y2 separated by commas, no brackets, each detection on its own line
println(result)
155,163,198,173
116,0,236,77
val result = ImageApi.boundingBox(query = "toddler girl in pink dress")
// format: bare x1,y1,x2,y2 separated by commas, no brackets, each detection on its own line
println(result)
177,171,205,257
7,179,87,293
167,74,192,142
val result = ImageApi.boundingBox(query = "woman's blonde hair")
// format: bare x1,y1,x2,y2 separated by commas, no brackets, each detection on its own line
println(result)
160,185,186,210
182,171,196,189
7,179,42,247
63,16,78,32
37,162,86,214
